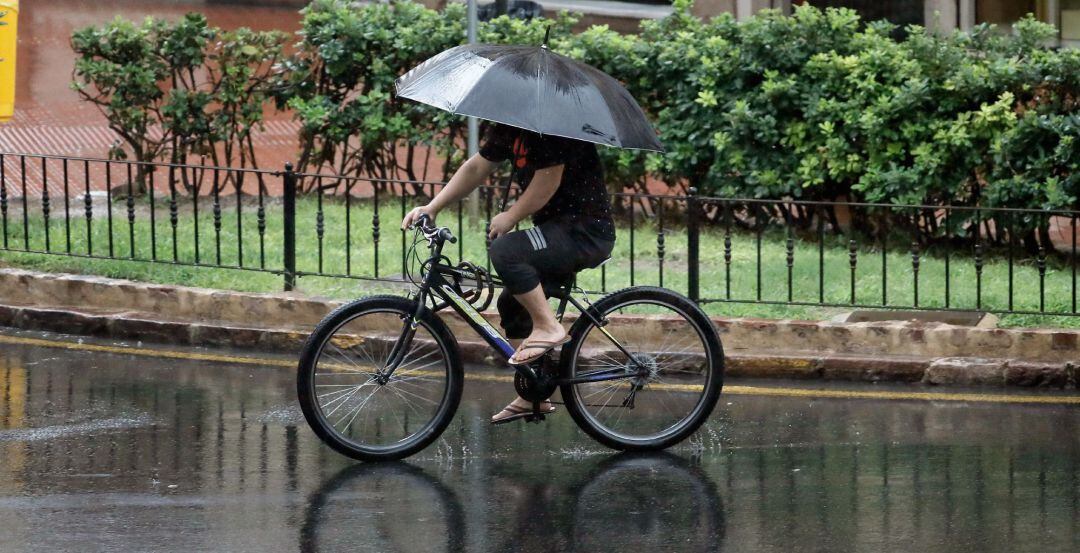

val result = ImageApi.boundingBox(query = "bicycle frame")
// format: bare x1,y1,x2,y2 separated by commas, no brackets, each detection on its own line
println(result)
383,228,646,388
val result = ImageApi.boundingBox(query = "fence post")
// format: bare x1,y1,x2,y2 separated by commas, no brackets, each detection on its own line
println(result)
687,186,700,302
283,162,297,292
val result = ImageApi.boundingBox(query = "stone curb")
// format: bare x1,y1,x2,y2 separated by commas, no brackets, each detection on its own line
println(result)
3,268,1079,364
0,301,1075,389
2,268,1079,388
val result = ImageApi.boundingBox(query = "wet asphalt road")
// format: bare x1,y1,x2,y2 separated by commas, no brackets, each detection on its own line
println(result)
1,329,1079,552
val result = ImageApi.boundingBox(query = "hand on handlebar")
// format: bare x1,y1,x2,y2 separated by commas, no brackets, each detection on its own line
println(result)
401,206,435,230
402,206,456,244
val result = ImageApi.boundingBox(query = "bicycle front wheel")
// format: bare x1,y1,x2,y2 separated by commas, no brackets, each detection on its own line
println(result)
559,286,724,451
297,295,463,461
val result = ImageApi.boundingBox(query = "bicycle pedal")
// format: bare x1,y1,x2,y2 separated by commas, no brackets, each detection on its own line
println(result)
523,413,546,424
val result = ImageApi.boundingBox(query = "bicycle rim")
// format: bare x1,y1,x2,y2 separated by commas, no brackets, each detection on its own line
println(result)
567,299,715,444
308,307,452,453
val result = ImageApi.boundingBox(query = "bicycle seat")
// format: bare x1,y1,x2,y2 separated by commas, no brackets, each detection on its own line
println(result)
542,274,575,297
580,255,611,272
541,257,611,296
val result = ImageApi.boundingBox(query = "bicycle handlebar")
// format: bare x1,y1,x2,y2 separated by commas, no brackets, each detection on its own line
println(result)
414,213,457,244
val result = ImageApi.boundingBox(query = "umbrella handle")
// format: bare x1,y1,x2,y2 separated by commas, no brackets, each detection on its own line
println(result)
499,166,514,213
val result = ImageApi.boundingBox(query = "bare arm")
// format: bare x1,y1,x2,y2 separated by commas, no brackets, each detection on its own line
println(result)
506,165,564,221
401,153,498,229
488,164,565,238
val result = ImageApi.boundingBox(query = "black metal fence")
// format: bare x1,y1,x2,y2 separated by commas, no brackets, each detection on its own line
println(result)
1,151,1078,318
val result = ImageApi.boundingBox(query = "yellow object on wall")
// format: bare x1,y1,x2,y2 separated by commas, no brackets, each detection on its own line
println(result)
0,1,18,123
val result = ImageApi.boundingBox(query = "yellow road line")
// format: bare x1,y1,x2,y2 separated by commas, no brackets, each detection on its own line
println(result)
2,333,1078,406
722,385,1080,405
0,334,296,368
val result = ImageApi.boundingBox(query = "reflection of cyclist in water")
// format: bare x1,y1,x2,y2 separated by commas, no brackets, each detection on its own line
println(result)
303,454,724,553
402,122,615,424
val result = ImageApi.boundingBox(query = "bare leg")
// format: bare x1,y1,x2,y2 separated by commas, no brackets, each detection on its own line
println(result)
508,284,566,364
491,292,562,422
492,338,554,422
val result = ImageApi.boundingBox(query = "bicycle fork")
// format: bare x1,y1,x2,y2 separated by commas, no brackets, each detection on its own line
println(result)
378,284,433,383
378,315,419,384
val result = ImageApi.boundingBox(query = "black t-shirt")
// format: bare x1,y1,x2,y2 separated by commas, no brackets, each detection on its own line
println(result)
479,123,615,239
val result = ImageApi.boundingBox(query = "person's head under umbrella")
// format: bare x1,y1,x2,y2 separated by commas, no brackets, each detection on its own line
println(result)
402,121,616,424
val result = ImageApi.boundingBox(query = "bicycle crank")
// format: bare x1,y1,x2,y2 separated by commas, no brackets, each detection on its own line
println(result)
514,355,559,403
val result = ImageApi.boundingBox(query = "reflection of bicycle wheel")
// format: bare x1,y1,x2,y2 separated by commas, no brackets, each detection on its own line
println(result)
571,453,725,553
300,463,465,553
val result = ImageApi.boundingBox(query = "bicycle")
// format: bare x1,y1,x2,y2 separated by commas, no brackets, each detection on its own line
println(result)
297,214,724,461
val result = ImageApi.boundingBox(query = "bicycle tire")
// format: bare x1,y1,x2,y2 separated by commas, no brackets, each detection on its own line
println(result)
297,295,464,461
559,286,724,451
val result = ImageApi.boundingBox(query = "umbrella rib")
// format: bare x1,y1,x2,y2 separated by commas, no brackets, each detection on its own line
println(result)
536,50,543,134
396,44,663,152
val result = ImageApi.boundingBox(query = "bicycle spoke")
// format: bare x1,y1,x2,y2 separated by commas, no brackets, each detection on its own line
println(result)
567,296,717,443
337,384,383,429
309,307,452,452
324,381,372,418
318,386,364,401
385,385,428,419
386,383,441,407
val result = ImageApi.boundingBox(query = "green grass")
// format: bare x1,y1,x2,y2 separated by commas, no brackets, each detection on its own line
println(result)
1,194,1077,328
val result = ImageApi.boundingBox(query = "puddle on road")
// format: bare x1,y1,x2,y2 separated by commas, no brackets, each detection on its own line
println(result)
0,414,155,442
0,332,1079,553
256,404,305,425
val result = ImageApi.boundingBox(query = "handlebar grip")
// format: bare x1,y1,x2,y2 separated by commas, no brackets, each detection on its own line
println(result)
412,212,455,243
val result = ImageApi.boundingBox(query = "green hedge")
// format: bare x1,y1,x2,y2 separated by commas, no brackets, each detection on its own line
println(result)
588,1,1078,213
276,0,1079,213
73,0,1080,213
71,13,288,188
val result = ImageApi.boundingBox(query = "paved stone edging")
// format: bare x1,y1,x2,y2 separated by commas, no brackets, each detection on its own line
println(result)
0,302,1074,388
1,268,1078,388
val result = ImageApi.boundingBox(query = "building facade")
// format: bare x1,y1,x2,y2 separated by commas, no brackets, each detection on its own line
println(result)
690,0,1078,46
216,1,1079,46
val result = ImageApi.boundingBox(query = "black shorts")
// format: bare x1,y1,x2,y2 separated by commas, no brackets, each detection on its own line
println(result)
488,218,615,339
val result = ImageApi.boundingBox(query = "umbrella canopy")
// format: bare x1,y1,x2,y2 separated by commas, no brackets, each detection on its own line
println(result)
395,43,664,152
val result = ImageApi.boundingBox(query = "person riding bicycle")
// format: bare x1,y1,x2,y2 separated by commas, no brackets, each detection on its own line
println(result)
401,122,615,424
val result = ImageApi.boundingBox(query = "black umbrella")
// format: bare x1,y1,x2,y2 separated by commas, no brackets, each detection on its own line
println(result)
394,42,664,152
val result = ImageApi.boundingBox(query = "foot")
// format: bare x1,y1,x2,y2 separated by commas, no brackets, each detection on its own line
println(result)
508,324,569,365
491,397,555,424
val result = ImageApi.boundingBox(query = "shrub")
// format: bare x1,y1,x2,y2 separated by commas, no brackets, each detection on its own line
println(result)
72,14,287,193
72,15,174,192
72,0,1080,227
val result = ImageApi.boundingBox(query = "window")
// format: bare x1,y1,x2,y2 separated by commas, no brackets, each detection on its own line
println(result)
800,0,925,27
976,0,1036,27
1064,0,1080,40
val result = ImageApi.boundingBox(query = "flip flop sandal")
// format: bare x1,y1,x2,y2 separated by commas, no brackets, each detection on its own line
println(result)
507,336,571,366
490,403,556,425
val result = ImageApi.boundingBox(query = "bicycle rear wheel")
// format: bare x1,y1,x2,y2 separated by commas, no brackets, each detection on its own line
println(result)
559,286,723,451
297,295,463,461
